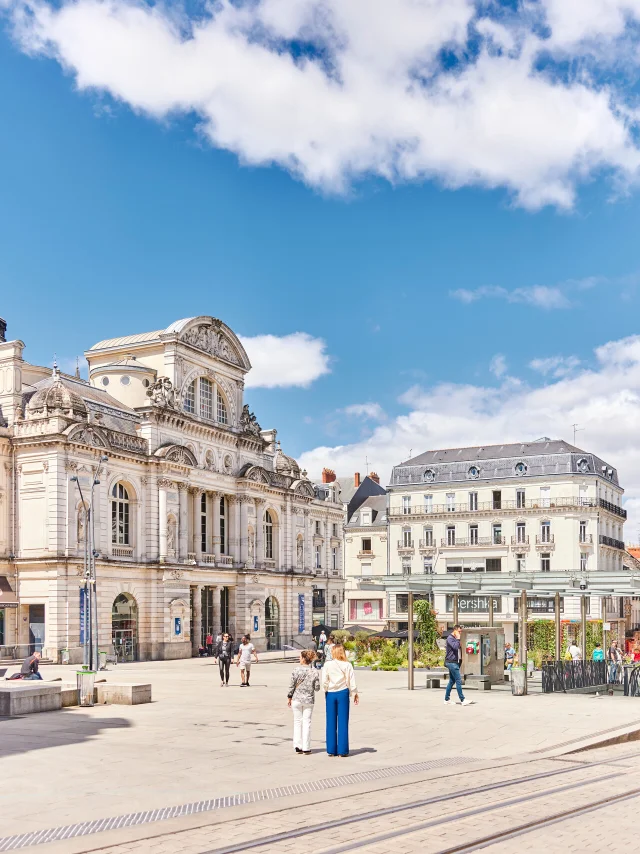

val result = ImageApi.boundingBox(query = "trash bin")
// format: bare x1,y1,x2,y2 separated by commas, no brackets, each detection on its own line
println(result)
98,651,107,671
77,670,96,707
511,666,526,696
527,659,534,677
61,649,70,665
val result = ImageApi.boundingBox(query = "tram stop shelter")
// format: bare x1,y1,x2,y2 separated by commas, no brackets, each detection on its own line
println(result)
357,570,640,693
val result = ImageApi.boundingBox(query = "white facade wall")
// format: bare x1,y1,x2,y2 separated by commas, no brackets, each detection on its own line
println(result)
344,518,387,629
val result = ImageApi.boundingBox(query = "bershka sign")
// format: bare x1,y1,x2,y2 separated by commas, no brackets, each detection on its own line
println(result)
446,595,502,613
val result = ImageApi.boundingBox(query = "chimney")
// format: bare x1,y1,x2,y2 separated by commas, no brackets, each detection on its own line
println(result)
0,318,6,343
322,468,336,484
369,471,380,484
354,472,361,488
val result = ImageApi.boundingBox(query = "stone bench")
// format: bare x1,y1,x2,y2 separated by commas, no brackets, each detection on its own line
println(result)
425,677,441,689
95,683,151,705
464,674,492,690
0,683,62,716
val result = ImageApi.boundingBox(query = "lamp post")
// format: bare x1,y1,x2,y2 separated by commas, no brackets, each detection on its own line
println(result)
71,455,108,672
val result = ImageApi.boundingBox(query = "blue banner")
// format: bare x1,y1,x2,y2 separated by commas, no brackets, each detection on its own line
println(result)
79,587,87,644
298,594,305,633
174,617,182,636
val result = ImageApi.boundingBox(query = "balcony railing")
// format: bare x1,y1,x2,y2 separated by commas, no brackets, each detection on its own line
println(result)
389,496,598,517
599,498,627,519
579,534,594,545
357,550,374,558
112,546,133,558
418,540,436,551
397,540,415,551
440,536,506,548
510,535,530,551
599,535,625,550
535,535,555,550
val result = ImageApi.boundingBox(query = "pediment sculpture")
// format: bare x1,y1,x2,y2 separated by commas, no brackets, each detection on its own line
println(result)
240,404,262,437
181,322,241,366
146,377,178,409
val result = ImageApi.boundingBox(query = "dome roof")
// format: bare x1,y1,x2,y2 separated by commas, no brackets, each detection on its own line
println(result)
274,442,301,477
28,369,87,418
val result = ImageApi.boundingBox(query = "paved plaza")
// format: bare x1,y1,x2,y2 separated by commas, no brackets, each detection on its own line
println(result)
1,658,640,852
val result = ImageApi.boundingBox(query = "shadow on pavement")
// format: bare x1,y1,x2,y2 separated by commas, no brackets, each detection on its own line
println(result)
0,711,131,758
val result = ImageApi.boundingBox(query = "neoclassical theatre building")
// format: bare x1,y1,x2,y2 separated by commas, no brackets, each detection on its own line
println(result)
0,316,344,661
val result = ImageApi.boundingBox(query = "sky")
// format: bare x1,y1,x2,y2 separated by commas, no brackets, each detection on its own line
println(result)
3,1,640,535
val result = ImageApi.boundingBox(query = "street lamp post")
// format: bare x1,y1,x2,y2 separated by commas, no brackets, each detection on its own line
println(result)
71,455,108,672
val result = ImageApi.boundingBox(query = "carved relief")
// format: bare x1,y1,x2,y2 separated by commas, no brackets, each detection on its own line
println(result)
167,515,177,552
69,425,108,448
77,505,87,545
180,321,242,367
170,569,183,580
296,535,304,569
204,450,216,472
163,446,197,466
158,478,174,489
223,454,233,474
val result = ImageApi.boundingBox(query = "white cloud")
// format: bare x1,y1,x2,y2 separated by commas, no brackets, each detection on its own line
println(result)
343,402,386,421
489,354,508,378
299,333,640,537
529,355,581,378
240,332,330,388
6,0,640,208
451,285,570,309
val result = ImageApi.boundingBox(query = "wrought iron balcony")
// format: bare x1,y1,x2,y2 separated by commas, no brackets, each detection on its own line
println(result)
440,536,506,549
579,534,594,547
397,540,415,552
599,535,625,550
510,535,530,551
388,496,598,518
535,535,555,550
599,498,627,519
418,540,436,553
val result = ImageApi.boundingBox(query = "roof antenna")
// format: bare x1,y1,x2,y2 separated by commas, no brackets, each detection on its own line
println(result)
75,357,81,379
572,423,584,445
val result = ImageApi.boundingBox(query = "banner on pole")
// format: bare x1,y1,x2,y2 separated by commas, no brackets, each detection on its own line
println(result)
298,594,305,633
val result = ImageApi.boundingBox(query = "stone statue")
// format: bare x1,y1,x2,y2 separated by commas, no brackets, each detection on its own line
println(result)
77,506,86,545
240,404,261,437
296,536,303,568
248,527,255,562
167,516,176,552
146,377,178,409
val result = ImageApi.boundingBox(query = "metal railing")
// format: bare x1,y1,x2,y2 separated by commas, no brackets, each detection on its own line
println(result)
535,534,555,546
440,536,506,548
389,496,599,517
418,540,436,549
599,498,627,519
511,535,530,546
599,535,625,550
624,665,640,697
579,534,594,544
542,660,607,693
397,540,414,550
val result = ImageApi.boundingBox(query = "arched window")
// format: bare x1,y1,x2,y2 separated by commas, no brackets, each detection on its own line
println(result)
199,378,213,419
216,389,228,424
265,510,274,559
219,496,226,554
111,483,131,545
184,380,196,414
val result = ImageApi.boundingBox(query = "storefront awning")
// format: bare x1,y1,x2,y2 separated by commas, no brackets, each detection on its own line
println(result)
0,576,18,608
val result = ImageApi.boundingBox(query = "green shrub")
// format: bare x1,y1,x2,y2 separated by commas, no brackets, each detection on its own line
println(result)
343,640,356,651
379,641,403,670
414,601,440,651
331,629,351,645
354,631,372,644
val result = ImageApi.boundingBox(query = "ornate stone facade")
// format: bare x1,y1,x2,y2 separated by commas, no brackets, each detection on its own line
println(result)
0,316,344,662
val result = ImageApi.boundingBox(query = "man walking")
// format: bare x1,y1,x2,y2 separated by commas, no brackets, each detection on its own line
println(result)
21,651,42,680
235,635,259,687
444,626,473,706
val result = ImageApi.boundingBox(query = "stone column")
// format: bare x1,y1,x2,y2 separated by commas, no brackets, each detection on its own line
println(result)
158,479,171,562
255,498,265,569
229,496,239,564
212,585,221,636
194,489,203,563
192,585,202,654
303,508,311,572
240,497,249,565
178,483,189,561
213,492,222,561
284,497,292,571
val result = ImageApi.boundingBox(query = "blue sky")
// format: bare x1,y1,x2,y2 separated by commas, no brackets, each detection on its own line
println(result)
3,0,640,531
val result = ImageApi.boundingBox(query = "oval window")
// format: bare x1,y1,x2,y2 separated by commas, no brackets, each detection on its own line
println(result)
120,376,130,386
101,376,109,386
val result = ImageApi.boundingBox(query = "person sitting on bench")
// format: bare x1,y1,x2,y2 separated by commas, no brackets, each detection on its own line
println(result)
21,651,42,680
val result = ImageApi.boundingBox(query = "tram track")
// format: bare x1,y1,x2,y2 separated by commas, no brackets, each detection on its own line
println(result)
197,748,640,854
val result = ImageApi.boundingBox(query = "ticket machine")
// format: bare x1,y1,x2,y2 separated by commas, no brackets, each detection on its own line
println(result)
459,627,505,685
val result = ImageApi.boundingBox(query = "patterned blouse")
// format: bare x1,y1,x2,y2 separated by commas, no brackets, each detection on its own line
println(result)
287,665,321,704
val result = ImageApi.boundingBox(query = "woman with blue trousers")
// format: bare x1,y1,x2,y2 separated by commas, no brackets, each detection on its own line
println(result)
322,645,359,757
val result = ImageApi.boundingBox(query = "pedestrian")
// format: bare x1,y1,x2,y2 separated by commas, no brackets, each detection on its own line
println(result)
205,632,213,657
592,643,604,662
20,651,42,680
287,649,320,755
323,635,335,663
235,634,259,687
309,638,318,654
318,630,327,650
214,632,234,687
608,640,622,683
568,641,581,662
504,642,515,670
444,626,473,706
322,644,359,757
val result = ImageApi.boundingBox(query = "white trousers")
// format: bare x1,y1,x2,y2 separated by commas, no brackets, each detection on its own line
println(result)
292,701,314,752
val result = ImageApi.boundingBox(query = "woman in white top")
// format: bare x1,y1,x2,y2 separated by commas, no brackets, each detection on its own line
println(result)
322,645,359,757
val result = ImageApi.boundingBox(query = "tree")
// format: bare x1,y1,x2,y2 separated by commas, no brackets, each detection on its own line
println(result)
414,600,439,651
